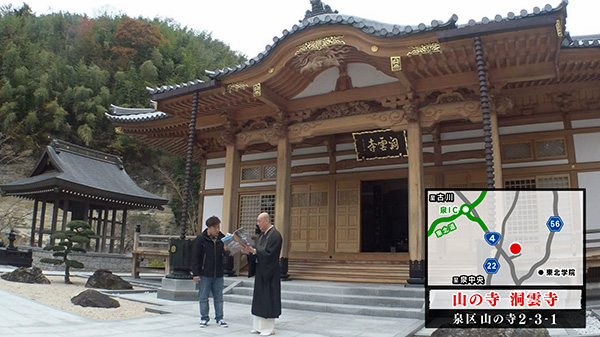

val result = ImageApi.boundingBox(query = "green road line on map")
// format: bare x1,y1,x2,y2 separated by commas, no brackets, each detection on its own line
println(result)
427,191,488,237
428,214,461,237
464,211,489,232
469,190,487,210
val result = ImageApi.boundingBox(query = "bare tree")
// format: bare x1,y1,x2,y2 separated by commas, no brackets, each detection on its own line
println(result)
0,133,33,241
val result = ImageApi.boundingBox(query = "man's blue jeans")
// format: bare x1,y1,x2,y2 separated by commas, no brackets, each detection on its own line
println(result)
198,276,224,322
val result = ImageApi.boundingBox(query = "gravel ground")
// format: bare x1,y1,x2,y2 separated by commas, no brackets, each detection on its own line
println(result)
0,273,155,321
574,311,600,335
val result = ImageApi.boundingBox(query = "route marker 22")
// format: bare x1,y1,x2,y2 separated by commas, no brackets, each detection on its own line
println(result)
546,216,564,232
483,258,500,274
484,232,501,246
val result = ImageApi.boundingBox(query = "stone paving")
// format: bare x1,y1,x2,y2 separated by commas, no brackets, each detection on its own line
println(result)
0,266,584,336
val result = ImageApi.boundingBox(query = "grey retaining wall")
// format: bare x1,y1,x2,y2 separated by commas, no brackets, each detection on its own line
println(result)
17,246,134,273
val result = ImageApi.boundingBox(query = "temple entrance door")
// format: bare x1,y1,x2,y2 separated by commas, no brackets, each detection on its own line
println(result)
360,179,409,253
289,182,329,252
335,180,360,253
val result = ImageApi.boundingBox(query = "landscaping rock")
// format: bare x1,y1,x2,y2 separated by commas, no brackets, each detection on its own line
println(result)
71,289,120,308
85,269,132,290
0,266,50,284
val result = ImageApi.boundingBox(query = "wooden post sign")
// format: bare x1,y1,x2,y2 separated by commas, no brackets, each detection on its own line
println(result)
352,129,408,161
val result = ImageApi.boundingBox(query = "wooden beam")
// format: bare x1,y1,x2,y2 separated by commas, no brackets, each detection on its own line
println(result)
414,62,558,92
253,83,289,111
392,70,415,92
287,82,408,112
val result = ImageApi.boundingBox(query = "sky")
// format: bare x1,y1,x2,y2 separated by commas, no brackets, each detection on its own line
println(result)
6,0,599,58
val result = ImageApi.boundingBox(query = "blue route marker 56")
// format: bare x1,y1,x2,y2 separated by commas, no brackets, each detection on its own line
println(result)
483,258,500,274
546,216,564,232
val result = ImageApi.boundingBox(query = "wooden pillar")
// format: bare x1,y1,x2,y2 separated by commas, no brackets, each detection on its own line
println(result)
405,103,425,283
61,198,69,231
101,207,109,252
275,136,291,256
109,209,117,253
490,109,503,188
276,135,292,279
564,113,579,187
222,143,240,234
38,201,46,247
119,209,127,253
30,200,38,246
432,128,444,188
50,201,59,245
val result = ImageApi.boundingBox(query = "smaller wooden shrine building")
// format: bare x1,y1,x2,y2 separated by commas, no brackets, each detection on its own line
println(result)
0,139,168,253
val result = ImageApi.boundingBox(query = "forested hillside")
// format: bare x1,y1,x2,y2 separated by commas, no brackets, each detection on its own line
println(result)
0,3,245,236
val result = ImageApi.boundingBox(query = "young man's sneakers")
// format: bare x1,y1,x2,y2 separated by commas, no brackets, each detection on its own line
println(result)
217,319,229,328
199,320,208,328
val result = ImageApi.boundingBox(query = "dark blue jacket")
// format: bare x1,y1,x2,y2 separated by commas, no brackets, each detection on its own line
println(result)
191,229,227,278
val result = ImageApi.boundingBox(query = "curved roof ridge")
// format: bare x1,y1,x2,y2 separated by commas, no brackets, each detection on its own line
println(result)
561,33,600,48
206,12,458,80
107,104,172,123
454,1,567,30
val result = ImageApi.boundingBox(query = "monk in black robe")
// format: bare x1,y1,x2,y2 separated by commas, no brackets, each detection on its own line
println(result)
242,212,282,336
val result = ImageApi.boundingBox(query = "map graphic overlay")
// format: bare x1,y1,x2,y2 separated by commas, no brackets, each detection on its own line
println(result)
425,189,585,328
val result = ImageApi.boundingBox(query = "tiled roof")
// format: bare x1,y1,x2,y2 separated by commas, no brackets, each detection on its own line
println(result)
146,1,578,99
455,2,566,30
206,13,458,80
0,139,168,209
562,34,600,48
106,104,172,123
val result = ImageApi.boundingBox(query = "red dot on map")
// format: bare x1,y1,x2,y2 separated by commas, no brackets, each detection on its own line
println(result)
509,242,522,255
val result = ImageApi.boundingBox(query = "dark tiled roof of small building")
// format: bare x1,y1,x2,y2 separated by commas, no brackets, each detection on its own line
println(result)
106,104,172,123
0,139,168,209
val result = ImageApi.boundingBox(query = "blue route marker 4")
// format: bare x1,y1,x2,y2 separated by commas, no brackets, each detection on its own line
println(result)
483,258,500,274
484,232,501,246
546,216,564,232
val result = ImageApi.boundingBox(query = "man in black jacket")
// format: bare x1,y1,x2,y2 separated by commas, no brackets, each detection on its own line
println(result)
191,216,229,328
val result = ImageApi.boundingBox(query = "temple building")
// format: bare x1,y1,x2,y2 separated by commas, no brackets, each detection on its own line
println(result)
107,1,600,283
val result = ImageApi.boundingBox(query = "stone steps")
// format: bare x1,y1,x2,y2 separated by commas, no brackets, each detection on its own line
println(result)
288,259,410,284
223,279,424,319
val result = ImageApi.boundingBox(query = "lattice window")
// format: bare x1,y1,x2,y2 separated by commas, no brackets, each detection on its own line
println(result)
241,167,260,181
292,193,308,207
263,165,277,180
238,194,276,233
338,190,358,206
261,195,276,223
505,179,537,189
310,191,328,206
537,175,570,188
502,142,532,160
239,195,260,233
536,139,566,158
